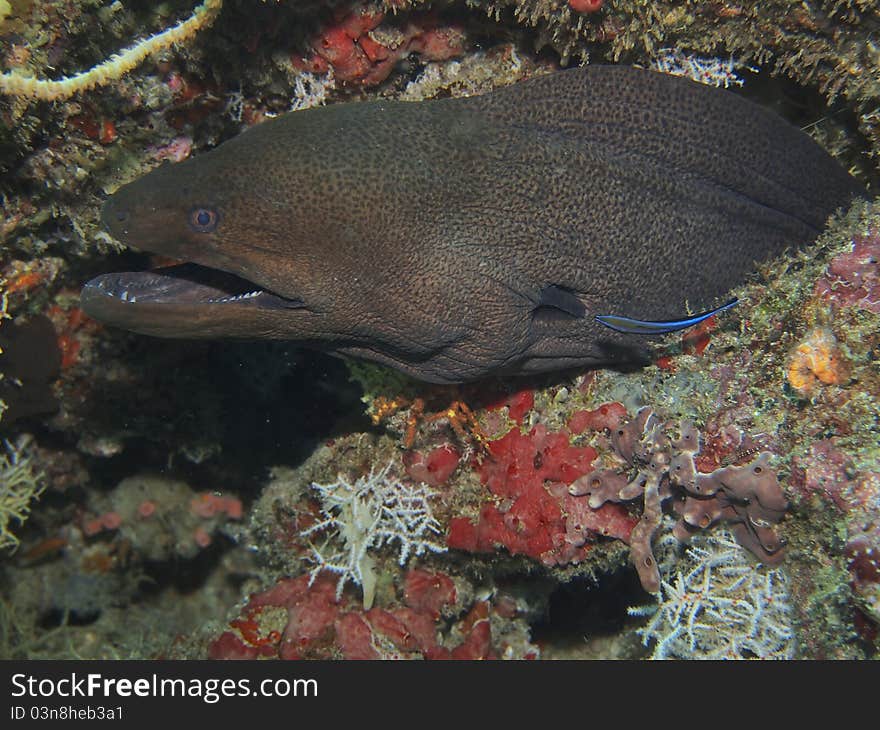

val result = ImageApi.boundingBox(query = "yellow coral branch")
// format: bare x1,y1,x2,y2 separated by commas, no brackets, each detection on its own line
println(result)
0,0,224,101
0,440,45,552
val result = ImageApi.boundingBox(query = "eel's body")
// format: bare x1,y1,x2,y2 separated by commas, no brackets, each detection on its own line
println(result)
82,66,864,383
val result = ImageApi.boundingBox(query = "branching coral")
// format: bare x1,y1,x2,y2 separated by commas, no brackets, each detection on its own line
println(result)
570,408,788,592
301,462,447,609
0,0,224,101
0,439,45,551
629,529,795,660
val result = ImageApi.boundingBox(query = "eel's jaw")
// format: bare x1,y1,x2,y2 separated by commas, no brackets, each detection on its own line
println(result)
80,263,307,339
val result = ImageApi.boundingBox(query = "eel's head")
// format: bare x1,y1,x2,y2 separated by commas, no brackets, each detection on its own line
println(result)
82,149,325,340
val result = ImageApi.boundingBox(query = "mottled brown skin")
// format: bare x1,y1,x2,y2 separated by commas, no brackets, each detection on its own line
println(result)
83,66,864,383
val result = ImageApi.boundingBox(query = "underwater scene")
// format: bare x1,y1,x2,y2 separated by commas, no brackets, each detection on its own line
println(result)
0,0,878,661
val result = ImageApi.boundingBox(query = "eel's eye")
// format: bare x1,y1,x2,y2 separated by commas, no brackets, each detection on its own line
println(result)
189,206,219,233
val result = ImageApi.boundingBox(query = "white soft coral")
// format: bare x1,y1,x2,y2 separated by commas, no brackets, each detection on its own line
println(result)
301,461,446,608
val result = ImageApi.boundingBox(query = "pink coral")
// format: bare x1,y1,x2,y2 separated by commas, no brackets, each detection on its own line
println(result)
815,233,880,313
189,493,243,519
567,402,627,435
150,136,193,163
447,420,635,565
296,6,467,86
790,439,856,511
208,570,536,660
402,568,457,619
84,477,244,561
403,444,461,487
790,441,880,625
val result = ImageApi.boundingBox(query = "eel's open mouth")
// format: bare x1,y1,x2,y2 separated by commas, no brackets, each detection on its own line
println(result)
82,263,305,311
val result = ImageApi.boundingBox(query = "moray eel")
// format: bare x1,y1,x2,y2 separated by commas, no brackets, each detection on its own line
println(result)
83,66,865,383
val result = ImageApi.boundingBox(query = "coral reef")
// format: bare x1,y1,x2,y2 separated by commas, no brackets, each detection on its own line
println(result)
0,0,877,660
0,468,256,658
629,528,795,660
208,569,539,660
293,4,467,86
81,474,243,560
570,408,787,593
815,231,880,314
301,462,446,608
